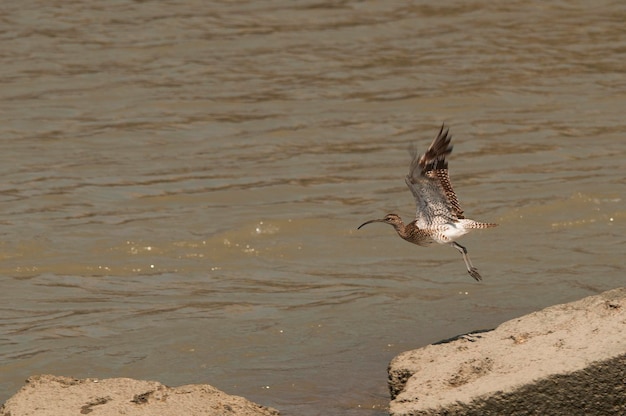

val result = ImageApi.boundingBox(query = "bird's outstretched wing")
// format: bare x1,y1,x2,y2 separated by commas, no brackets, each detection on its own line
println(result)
405,124,465,229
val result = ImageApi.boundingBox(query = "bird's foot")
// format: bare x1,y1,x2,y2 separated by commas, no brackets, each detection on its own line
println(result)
468,267,482,282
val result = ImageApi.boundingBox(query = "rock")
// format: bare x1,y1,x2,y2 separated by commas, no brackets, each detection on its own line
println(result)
388,287,626,416
0,374,279,416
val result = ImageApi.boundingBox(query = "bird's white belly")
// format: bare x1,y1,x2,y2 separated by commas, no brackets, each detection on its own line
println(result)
432,222,469,244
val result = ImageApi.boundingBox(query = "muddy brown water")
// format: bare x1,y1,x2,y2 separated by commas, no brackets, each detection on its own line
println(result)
1,1,624,415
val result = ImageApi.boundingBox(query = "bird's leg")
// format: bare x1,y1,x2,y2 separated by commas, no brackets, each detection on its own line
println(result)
450,242,482,282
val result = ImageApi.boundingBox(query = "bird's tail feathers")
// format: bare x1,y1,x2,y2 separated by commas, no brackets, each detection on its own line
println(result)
459,219,498,229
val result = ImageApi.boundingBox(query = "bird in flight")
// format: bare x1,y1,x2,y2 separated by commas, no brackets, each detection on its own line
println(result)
358,124,497,281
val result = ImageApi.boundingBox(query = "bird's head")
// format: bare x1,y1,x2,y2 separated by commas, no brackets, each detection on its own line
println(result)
357,213,404,230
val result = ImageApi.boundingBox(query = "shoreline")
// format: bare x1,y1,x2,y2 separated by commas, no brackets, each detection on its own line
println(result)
3,288,624,415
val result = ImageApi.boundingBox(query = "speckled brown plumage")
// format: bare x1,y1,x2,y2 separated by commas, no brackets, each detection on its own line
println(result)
358,124,497,281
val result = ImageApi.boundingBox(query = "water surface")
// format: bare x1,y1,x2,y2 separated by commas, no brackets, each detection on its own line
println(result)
1,1,625,414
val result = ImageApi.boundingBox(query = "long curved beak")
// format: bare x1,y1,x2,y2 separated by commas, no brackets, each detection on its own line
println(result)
357,218,384,230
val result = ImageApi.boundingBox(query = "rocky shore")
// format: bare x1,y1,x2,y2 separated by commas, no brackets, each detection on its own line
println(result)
388,287,626,415
0,375,279,416
2,289,624,416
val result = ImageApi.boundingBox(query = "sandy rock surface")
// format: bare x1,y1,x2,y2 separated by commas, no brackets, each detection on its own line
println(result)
388,287,626,416
0,374,279,416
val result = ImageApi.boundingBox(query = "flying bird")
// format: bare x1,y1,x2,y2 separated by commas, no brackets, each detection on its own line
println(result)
358,124,497,281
